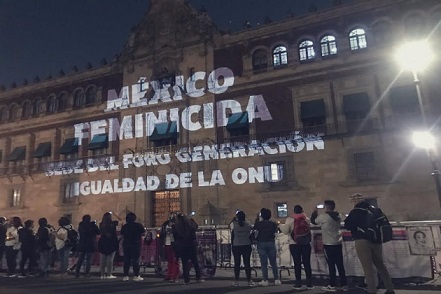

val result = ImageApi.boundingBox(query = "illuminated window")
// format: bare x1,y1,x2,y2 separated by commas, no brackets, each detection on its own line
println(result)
349,28,367,50
273,46,288,66
85,87,96,105
10,188,21,207
354,152,378,181
152,190,180,227
265,162,284,182
276,203,288,218
320,35,337,57
61,181,78,204
73,89,85,109
252,49,268,71
299,40,315,61
46,95,57,113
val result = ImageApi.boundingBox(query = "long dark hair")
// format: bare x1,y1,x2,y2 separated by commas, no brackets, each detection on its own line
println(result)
173,213,193,239
11,216,22,228
236,211,246,227
100,212,113,236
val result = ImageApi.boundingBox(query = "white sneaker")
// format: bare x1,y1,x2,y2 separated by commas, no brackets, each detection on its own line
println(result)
107,274,117,279
122,276,129,281
322,285,337,292
274,279,282,286
258,280,269,287
133,276,144,281
341,285,349,291
100,275,106,280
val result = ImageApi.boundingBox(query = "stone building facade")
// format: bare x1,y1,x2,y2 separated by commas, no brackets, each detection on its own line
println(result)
0,0,440,227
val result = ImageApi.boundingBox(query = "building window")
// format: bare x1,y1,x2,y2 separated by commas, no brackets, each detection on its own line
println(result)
61,181,78,204
264,162,284,182
299,40,315,61
300,99,326,134
73,89,85,109
85,87,96,106
389,85,419,115
320,35,337,57
343,93,371,132
276,203,288,218
46,95,58,113
252,49,268,71
150,122,178,148
152,190,180,227
226,112,249,139
10,188,21,207
9,104,18,121
354,152,377,181
22,101,32,119
58,93,68,111
88,134,109,155
372,21,393,47
349,28,367,50
0,108,9,123
32,98,41,116
273,46,288,66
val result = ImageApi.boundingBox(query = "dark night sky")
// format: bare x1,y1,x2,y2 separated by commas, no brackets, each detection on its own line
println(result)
0,0,353,87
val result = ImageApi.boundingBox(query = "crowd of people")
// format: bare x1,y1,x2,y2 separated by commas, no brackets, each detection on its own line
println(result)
0,193,395,294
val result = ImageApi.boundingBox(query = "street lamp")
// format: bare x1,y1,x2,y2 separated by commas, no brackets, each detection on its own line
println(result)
395,40,441,206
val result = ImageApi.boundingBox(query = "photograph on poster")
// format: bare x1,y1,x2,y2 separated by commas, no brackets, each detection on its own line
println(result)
406,226,436,255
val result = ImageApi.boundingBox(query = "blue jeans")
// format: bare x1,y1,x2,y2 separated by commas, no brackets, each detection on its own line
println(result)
57,246,70,274
75,251,93,275
257,241,279,280
39,249,51,273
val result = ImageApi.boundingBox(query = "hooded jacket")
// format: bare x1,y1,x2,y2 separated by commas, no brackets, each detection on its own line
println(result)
344,201,370,240
311,210,342,245
55,224,74,250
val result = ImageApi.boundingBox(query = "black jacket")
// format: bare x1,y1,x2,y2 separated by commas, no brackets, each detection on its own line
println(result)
0,223,6,245
344,201,370,240
18,228,36,253
98,221,118,255
77,221,100,252
36,226,51,251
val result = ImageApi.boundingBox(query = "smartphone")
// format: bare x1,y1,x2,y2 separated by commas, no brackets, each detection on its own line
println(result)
316,204,325,209
109,211,113,214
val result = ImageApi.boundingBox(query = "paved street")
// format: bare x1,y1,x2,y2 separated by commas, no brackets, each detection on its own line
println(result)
0,268,439,294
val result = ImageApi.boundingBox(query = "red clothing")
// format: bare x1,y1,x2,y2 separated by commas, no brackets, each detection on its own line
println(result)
164,245,179,280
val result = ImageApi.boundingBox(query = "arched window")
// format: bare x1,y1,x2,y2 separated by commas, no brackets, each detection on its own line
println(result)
349,28,367,50
9,104,18,121
299,40,315,61
85,87,96,105
46,95,58,113
58,93,68,111
73,89,85,109
22,101,32,119
273,46,288,66
0,107,9,123
320,35,337,57
372,22,393,46
32,98,41,116
252,49,268,71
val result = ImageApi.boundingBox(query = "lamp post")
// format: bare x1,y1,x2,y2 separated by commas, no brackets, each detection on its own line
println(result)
395,40,441,206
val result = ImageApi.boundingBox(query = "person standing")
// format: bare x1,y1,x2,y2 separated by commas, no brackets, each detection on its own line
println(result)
36,218,54,277
0,217,7,271
171,212,203,285
344,193,395,294
5,216,23,277
75,215,100,278
280,205,313,290
120,212,145,281
253,208,281,287
98,212,120,279
55,216,74,277
311,200,347,292
230,210,254,287
160,212,180,283
18,220,36,278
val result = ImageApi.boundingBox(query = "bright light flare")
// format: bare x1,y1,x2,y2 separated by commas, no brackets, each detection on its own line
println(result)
412,131,436,149
395,40,433,72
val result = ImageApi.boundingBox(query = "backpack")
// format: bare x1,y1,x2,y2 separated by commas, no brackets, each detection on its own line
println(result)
363,206,393,244
64,228,79,248
291,215,312,245
46,228,56,249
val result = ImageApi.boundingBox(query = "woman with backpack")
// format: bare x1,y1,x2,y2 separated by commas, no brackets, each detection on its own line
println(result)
55,216,74,277
280,205,313,290
36,218,55,277
75,215,100,278
230,210,254,287
98,212,120,279
5,216,23,277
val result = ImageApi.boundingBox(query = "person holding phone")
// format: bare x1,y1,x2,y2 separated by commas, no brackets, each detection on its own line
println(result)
311,200,347,292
